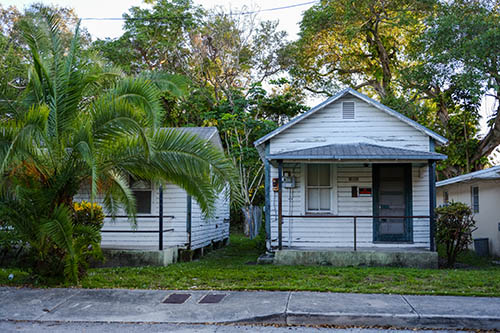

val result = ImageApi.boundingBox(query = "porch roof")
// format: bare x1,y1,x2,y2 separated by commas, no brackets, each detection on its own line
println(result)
267,143,447,161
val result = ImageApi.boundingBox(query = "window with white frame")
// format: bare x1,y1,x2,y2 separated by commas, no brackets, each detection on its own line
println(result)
130,177,152,214
306,164,332,213
471,186,479,213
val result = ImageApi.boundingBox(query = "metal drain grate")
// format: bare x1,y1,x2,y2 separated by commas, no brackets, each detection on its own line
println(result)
199,294,226,304
162,293,191,304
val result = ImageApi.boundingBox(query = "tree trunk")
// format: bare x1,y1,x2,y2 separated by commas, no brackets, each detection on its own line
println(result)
241,205,262,239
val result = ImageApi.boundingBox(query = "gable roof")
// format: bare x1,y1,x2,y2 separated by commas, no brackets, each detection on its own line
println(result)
165,126,218,140
267,143,447,161
161,127,222,151
437,166,500,187
254,88,448,147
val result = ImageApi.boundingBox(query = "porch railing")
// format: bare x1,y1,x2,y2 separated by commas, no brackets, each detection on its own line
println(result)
280,215,431,251
101,215,175,251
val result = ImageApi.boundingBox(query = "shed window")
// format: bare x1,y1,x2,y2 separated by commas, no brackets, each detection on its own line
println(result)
471,186,479,213
342,101,355,119
130,178,152,214
443,191,449,204
306,164,332,212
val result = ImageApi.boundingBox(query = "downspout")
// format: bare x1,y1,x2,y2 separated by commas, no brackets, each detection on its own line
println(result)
186,195,192,250
429,138,437,251
264,144,271,250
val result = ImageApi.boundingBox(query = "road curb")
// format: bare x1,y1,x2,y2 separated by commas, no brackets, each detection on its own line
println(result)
283,312,500,330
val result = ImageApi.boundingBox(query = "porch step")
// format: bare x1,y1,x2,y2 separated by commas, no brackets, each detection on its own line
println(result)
257,252,275,265
274,248,438,269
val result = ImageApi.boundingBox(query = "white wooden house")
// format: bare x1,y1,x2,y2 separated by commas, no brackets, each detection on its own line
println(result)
437,166,500,256
74,127,230,252
254,88,448,266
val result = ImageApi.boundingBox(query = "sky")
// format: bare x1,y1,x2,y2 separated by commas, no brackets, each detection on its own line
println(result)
1,0,498,146
1,0,314,40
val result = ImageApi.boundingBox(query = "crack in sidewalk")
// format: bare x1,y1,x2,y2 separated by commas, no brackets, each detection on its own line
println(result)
400,295,420,319
284,292,292,323
34,290,82,321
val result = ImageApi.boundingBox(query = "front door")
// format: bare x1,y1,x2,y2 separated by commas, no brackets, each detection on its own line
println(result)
373,164,412,242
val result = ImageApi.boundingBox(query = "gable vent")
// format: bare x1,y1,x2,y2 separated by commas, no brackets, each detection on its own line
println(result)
342,101,355,119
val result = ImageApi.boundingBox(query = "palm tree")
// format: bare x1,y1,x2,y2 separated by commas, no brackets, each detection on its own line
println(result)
0,15,237,283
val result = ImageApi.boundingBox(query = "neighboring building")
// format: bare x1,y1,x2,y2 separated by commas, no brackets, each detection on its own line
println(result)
254,88,448,267
75,127,230,252
436,166,500,257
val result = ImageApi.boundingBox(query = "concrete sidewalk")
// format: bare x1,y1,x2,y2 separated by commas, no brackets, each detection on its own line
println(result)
0,287,499,330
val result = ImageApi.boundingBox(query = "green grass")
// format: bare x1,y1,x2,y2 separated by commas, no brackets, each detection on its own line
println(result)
1,235,499,296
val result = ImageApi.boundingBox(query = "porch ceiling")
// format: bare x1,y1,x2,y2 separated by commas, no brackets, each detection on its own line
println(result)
267,143,447,162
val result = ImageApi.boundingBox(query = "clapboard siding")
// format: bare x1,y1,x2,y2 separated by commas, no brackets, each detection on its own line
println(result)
75,182,229,250
269,163,431,249
270,96,429,154
412,165,430,248
190,187,230,250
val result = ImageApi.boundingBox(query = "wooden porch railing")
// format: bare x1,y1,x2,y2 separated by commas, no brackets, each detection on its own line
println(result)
280,215,431,251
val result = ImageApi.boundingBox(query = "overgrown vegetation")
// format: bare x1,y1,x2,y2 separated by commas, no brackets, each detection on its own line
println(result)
0,12,237,284
0,235,498,296
435,202,477,268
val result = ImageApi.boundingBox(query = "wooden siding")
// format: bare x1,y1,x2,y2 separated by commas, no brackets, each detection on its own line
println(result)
190,187,230,249
269,96,429,155
269,163,430,249
75,182,229,250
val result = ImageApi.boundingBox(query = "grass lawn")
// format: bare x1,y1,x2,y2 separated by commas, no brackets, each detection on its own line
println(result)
1,234,499,296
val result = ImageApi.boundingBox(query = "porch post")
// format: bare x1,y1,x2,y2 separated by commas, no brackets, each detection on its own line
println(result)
264,144,271,247
278,159,283,250
186,195,192,250
159,184,164,251
429,160,437,252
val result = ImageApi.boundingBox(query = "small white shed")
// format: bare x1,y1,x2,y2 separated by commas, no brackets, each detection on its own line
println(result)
74,127,230,252
254,88,448,260
437,166,500,256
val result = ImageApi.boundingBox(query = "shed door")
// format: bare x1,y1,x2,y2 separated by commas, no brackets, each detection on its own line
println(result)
373,164,412,242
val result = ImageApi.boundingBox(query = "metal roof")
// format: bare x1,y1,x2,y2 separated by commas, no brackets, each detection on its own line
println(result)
161,127,218,140
254,88,448,147
437,165,500,187
267,143,447,161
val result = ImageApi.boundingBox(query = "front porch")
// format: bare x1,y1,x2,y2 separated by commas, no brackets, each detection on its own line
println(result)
264,143,446,255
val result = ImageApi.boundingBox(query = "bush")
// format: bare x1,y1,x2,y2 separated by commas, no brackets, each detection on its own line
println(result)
435,202,477,268
73,201,105,230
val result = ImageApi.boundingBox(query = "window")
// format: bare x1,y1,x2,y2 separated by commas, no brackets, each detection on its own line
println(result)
443,191,449,204
471,186,479,213
342,101,355,119
306,164,332,212
130,178,152,214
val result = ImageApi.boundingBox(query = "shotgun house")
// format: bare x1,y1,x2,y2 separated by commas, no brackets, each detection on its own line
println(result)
255,88,448,268
437,166,500,257
74,127,230,254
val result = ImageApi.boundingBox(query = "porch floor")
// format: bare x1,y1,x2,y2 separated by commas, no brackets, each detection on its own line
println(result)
273,247,438,269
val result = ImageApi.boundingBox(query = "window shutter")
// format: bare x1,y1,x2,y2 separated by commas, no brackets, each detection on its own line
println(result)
342,101,355,119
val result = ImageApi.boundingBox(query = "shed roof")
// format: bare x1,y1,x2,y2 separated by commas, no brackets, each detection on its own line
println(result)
254,88,448,147
267,143,447,161
437,166,500,187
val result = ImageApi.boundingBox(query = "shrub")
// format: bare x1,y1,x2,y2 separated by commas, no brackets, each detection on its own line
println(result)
435,202,477,268
73,201,105,230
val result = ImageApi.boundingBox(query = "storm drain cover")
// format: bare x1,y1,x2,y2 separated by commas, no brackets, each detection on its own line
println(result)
162,293,191,304
199,294,226,304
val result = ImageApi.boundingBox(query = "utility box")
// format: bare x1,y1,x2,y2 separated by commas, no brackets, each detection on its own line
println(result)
474,238,489,257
